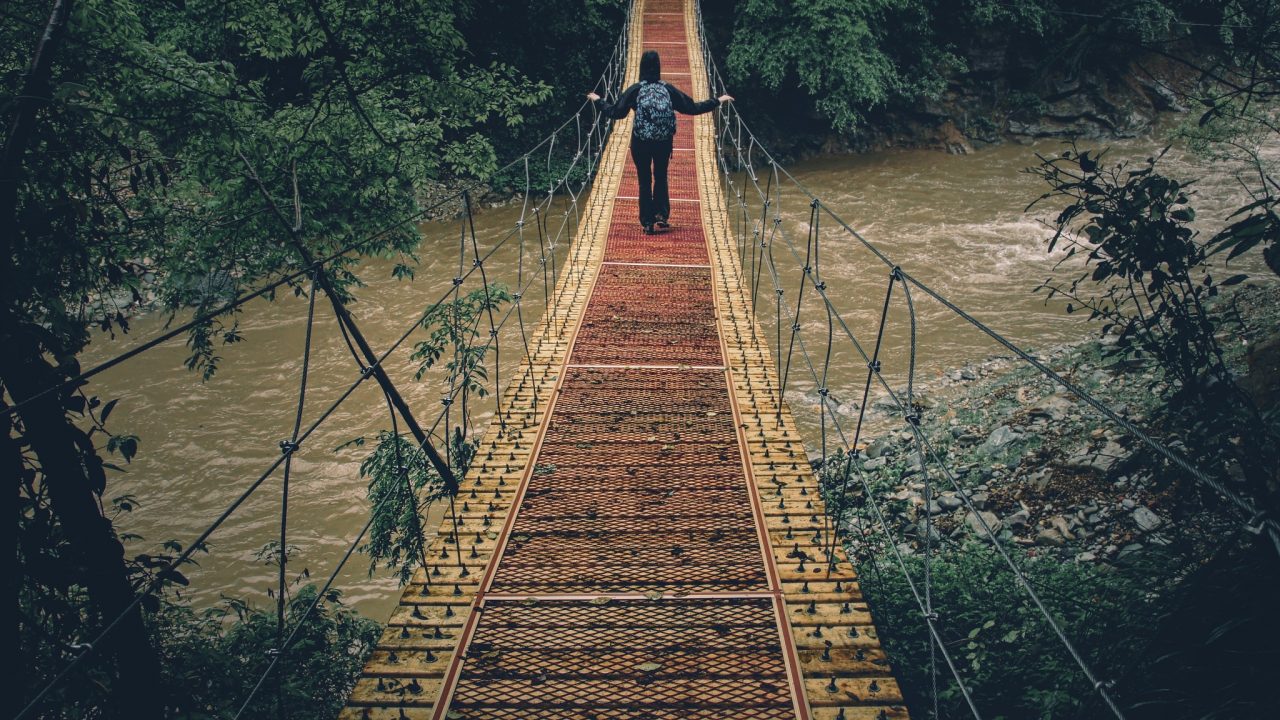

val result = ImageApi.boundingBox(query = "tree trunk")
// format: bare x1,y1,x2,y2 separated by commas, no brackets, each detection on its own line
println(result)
3,1,162,716
2,337,164,719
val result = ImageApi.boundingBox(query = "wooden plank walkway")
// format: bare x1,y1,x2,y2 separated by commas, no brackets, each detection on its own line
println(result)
341,1,908,717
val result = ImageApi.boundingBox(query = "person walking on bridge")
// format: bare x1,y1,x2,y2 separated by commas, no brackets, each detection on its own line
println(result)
588,50,732,235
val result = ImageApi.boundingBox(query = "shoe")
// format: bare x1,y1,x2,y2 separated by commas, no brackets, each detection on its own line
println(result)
654,215,670,231
643,224,656,235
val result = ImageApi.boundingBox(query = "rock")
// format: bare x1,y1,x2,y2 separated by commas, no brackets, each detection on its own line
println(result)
981,425,1020,454
938,494,964,511
1047,515,1076,540
1036,527,1067,546
1132,506,1162,532
1117,542,1144,558
1121,498,1136,511
1062,440,1125,474
965,510,1002,535
862,456,887,472
1028,393,1075,421
1004,508,1031,530
1026,468,1053,493
969,491,990,510
866,437,894,459
960,368,978,381
920,501,943,516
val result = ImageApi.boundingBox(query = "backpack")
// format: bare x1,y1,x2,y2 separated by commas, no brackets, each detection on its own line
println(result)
633,81,676,141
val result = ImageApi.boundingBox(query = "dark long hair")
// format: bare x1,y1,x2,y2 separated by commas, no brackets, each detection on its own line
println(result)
639,50,661,83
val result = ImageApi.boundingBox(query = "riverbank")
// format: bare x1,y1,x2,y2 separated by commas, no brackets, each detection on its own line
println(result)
835,280,1280,565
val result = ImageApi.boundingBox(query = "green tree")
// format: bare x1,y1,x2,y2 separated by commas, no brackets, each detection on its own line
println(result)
3,0,611,714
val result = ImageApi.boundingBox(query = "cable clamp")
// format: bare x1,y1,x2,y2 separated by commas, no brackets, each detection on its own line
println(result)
441,397,453,407
512,292,522,301
1093,679,1115,690
905,412,921,426
1245,511,1271,535
818,387,829,397
810,198,820,209
489,329,499,338
472,258,482,269
815,281,827,291
791,323,801,332
279,440,299,455
890,266,904,281
922,611,939,622
452,277,463,287
867,360,881,372
360,366,376,379
803,265,812,275
776,288,785,297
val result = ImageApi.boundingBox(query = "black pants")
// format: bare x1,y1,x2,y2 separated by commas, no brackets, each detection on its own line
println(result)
630,137,673,226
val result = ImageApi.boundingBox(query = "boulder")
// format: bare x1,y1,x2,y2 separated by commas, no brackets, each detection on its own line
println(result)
1035,527,1068,546
866,437,894,459
1004,508,1031,530
981,425,1020,454
1132,506,1162,532
965,510,1002,535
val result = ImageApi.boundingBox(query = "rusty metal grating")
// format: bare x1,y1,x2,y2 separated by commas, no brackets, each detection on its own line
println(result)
447,598,795,718
571,265,721,366
487,367,767,595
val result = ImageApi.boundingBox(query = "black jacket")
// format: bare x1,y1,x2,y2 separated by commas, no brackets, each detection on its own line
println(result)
594,81,718,123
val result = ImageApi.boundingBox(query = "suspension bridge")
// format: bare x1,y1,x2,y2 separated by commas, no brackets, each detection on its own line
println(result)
340,1,903,717
14,0,1280,718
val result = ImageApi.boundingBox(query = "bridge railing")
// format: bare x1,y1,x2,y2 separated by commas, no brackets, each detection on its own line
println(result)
13,4,637,717
692,2,1279,718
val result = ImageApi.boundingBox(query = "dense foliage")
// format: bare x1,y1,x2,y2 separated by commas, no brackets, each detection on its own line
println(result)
702,1,1280,153
861,544,1165,719
4,0,623,716
1029,147,1279,511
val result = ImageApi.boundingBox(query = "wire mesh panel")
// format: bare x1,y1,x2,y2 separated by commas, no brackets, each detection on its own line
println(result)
489,367,765,594
447,597,796,719
570,266,722,366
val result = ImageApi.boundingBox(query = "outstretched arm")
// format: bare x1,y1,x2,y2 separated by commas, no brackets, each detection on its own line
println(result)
587,84,641,119
667,84,733,115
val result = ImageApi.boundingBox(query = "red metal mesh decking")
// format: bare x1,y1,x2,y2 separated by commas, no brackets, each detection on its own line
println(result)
570,265,722,366
448,598,794,719
489,368,764,595
426,6,818,719
604,223,709,264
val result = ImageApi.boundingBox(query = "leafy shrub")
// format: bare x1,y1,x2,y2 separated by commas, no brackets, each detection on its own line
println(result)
860,543,1166,719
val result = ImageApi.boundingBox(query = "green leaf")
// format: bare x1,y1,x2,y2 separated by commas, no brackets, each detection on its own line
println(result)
100,398,119,425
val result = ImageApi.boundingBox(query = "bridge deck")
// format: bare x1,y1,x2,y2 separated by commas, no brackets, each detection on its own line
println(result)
341,1,907,717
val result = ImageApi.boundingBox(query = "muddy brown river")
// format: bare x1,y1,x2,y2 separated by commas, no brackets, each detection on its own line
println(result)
79,136,1275,619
